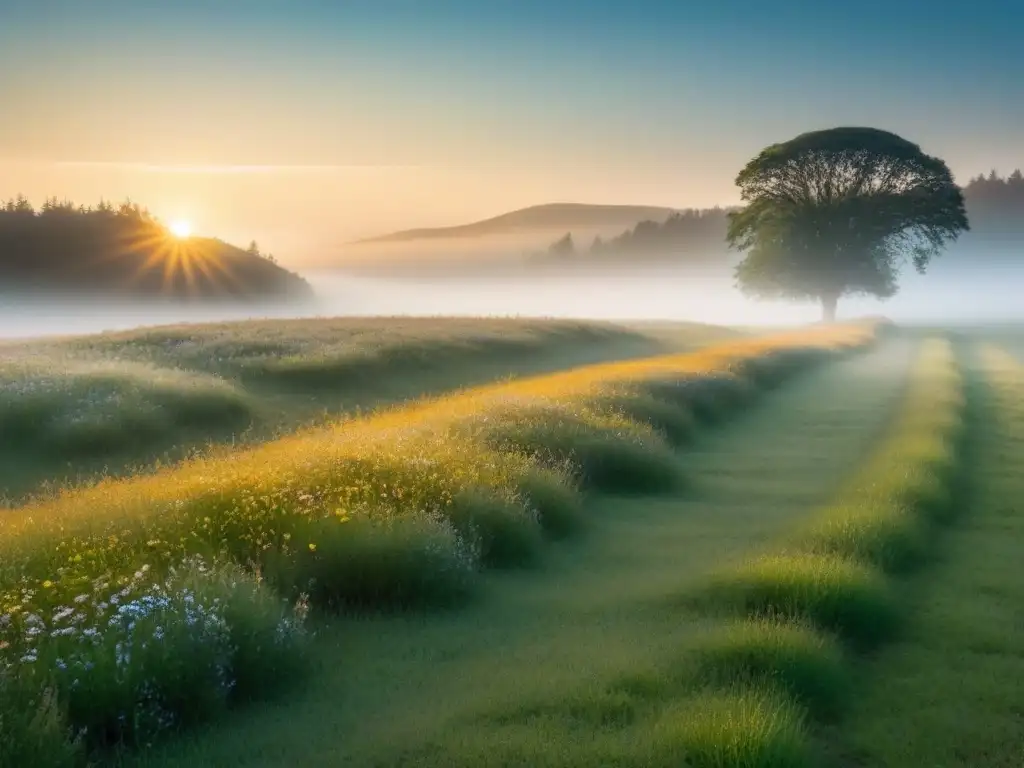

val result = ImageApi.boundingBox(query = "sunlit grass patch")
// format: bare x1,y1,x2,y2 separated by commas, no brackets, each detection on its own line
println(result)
799,504,931,576
797,338,966,572
587,390,697,447
475,403,683,494
263,514,476,611
651,686,811,768
688,618,848,721
703,553,898,651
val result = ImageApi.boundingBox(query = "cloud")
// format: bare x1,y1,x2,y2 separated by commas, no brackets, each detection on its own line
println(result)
47,162,430,174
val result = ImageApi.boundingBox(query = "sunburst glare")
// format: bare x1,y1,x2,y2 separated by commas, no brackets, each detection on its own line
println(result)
169,220,192,238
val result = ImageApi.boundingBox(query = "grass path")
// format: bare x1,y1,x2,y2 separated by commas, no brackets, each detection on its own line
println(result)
130,338,916,768
820,343,1024,768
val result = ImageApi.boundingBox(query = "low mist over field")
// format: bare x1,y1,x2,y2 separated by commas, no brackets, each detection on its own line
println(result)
4,259,1023,340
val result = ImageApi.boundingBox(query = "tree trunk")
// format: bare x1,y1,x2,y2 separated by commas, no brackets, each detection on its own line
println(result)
821,293,838,323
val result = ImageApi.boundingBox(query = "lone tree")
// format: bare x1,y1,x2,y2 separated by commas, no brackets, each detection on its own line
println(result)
726,127,969,321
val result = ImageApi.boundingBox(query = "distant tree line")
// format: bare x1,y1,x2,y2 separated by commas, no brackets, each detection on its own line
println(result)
540,171,1024,265
960,170,1024,235
0,195,310,300
2,194,156,220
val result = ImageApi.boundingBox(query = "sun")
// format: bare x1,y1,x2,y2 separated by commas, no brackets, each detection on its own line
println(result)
169,219,192,238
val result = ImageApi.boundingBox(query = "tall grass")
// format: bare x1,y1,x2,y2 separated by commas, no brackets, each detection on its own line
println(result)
679,337,966,762
0,321,880,764
0,317,671,502
652,687,811,768
0,360,253,459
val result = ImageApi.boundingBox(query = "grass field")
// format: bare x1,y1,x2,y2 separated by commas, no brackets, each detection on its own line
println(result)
0,316,739,502
818,342,1024,767
2,316,1023,767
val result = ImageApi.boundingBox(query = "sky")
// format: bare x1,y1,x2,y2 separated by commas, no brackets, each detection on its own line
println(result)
1,0,1022,264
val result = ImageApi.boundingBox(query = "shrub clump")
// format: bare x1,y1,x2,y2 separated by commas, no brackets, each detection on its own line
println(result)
515,468,587,539
264,513,477,611
688,618,849,721
652,687,811,768
477,404,683,494
587,390,697,447
703,553,899,651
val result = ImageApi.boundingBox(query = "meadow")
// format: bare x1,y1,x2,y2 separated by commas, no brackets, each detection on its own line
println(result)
1,315,1022,767
0,316,730,502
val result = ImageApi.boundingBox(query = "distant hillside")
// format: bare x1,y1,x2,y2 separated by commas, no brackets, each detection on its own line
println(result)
0,196,313,301
535,171,1024,268
354,203,678,244
534,207,739,267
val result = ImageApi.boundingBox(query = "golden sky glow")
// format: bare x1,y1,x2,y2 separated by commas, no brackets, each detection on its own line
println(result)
0,160,739,267
2,3,1020,269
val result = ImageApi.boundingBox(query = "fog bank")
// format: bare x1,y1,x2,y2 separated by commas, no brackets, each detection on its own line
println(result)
2,261,1022,341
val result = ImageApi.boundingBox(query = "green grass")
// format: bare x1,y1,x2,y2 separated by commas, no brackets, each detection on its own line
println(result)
116,334,908,767
0,361,254,459
12,320,1024,768
0,322,876,765
652,688,811,768
795,338,965,572
819,343,1024,767
702,553,899,651
688,619,849,721
476,403,685,493
0,316,693,502
670,335,969,765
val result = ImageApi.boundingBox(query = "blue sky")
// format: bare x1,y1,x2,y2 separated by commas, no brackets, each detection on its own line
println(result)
0,0,1021,246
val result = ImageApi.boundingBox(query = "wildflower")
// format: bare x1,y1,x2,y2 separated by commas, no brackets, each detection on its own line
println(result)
308,543,317,552
53,606,75,622
42,580,54,589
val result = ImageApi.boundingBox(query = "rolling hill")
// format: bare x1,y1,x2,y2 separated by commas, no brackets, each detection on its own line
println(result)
0,197,314,301
353,203,678,244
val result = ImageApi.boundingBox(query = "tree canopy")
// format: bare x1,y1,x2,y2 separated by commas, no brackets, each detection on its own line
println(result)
726,127,970,320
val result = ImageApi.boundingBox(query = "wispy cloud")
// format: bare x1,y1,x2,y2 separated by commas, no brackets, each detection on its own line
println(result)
47,162,430,174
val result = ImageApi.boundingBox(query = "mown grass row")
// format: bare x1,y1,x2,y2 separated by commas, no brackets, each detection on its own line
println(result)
0,322,880,766
820,342,1024,767
671,337,967,767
